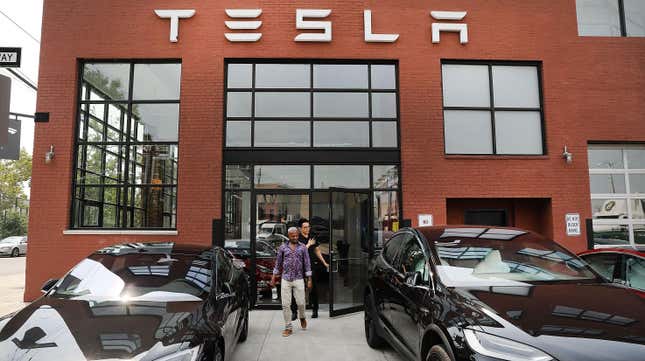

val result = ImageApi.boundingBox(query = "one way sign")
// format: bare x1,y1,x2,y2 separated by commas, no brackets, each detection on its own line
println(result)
0,48,21,68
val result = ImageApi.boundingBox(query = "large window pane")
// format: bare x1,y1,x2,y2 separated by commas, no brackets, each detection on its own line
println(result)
592,223,629,245
254,165,310,189
226,92,252,118
314,165,369,188
494,111,543,155
314,93,369,118
372,122,397,148
373,165,399,189
371,65,396,90
133,63,181,100
129,145,178,185
254,121,310,147
625,0,645,36
444,111,493,154
83,63,130,100
226,121,251,147
442,65,490,107
371,93,397,118
128,186,177,228
590,174,627,193
592,199,627,219
225,191,251,240
374,191,399,248
630,199,645,218
492,66,540,108
255,64,310,88
227,64,252,88
630,175,645,193
313,64,368,89
576,0,622,36
626,148,645,169
226,165,253,189
131,104,180,142
314,121,369,147
588,148,624,169
255,92,310,118
635,225,645,244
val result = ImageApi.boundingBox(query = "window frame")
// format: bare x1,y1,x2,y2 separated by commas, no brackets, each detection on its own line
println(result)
70,59,181,230
588,144,645,248
224,59,400,150
440,60,546,156
576,0,642,37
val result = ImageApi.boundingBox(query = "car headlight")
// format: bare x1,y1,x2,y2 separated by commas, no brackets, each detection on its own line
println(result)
464,329,553,361
141,343,201,361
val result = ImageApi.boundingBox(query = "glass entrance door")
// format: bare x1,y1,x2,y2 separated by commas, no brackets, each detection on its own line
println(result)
328,190,371,316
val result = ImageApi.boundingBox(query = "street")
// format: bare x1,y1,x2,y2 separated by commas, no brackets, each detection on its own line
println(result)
0,255,26,316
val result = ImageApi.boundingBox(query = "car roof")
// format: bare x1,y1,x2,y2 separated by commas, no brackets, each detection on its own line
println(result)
415,225,549,244
578,247,645,258
93,242,213,256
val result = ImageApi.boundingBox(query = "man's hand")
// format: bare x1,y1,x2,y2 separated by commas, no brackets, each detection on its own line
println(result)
307,278,313,290
306,239,316,248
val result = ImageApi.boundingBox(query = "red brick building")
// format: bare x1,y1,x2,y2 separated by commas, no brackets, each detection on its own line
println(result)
26,0,645,307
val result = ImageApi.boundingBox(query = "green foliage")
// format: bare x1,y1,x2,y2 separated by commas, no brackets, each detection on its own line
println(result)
83,68,126,100
0,149,32,236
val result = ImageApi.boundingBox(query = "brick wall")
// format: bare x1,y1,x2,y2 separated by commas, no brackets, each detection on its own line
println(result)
26,0,645,300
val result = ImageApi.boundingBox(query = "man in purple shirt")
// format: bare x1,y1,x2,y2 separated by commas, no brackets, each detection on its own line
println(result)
270,227,312,337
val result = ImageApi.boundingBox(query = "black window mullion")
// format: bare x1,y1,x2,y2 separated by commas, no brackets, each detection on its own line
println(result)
122,63,135,228
251,64,256,147
368,64,373,148
618,0,627,37
310,64,314,147
488,64,497,155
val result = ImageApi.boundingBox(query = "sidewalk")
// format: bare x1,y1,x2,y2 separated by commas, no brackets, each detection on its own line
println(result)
232,310,404,361
0,257,27,317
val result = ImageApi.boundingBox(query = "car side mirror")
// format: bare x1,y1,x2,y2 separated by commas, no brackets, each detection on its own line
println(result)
41,279,58,293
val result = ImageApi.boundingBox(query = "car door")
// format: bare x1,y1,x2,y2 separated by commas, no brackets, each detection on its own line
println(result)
215,249,239,354
385,232,416,345
377,232,409,330
396,233,433,357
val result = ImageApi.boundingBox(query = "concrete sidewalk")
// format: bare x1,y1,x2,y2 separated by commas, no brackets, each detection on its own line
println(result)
0,256,27,317
231,310,404,361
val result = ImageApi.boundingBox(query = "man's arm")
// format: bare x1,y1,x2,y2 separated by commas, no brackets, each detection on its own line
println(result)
303,246,312,278
314,246,329,269
271,246,283,287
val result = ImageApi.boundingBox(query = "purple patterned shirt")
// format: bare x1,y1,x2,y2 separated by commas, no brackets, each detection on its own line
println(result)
273,241,312,281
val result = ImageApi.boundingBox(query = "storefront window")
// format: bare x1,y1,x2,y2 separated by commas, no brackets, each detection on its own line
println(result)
225,61,398,149
589,145,645,247
72,61,181,229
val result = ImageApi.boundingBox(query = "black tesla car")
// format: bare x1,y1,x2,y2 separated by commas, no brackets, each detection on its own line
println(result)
364,226,645,361
0,242,250,361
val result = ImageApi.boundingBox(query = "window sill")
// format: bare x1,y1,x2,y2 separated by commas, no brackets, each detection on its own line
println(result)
444,155,549,160
63,229,178,236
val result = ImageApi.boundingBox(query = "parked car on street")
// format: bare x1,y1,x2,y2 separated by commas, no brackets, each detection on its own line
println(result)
365,226,645,361
0,242,250,361
0,236,27,257
578,248,645,298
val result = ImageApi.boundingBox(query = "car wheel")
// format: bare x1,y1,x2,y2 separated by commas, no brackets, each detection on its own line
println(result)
238,309,249,343
427,344,451,361
11,248,19,257
364,293,385,348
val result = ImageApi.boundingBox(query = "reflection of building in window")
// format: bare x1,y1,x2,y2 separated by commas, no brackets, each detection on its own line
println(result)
185,260,212,292
552,305,636,326
439,227,526,240
437,246,492,260
505,261,556,280
128,265,170,276
99,333,142,354
540,325,603,336
517,248,586,269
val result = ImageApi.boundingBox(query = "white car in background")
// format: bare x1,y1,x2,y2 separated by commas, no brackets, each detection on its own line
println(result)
0,236,28,257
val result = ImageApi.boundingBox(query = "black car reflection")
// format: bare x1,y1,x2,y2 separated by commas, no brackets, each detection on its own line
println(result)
0,242,250,361
365,226,645,361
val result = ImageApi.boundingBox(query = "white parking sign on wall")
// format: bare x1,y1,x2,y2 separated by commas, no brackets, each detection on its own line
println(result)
565,213,581,236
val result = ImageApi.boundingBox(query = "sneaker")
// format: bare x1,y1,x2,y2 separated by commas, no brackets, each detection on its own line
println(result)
282,328,293,337
300,318,307,330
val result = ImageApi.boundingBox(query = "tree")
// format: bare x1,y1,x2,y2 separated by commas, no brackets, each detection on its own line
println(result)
0,149,32,237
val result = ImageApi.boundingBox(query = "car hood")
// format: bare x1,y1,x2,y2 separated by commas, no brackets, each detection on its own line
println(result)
456,283,645,361
0,297,207,361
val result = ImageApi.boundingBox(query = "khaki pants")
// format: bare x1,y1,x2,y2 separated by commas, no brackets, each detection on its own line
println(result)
281,279,306,328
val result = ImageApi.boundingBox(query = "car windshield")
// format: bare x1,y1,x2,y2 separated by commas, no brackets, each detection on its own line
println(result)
433,228,600,286
258,224,275,234
51,246,213,302
0,237,21,244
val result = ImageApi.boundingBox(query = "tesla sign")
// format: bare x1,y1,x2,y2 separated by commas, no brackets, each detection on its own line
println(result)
155,9,469,44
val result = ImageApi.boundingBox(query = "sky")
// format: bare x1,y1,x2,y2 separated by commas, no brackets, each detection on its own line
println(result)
0,0,43,156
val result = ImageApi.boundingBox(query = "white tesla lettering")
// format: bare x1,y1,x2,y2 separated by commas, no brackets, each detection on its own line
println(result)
154,9,196,43
430,11,468,44
364,10,399,43
225,9,263,42
294,9,332,42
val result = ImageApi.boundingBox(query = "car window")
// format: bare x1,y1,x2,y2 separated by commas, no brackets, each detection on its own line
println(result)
625,256,645,291
382,233,411,268
583,253,619,281
399,237,429,283
216,250,233,289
